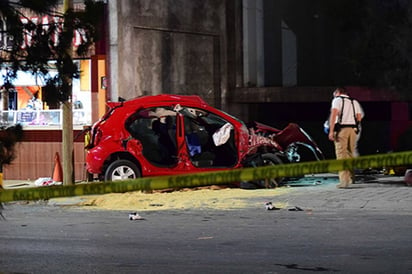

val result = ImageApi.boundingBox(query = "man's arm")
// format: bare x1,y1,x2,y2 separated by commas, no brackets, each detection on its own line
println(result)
328,108,339,141
355,100,364,122
356,113,362,123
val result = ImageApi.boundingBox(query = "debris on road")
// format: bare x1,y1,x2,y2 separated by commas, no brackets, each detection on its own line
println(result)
34,177,62,186
288,206,304,211
0,203,5,220
265,201,281,210
129,212,145,220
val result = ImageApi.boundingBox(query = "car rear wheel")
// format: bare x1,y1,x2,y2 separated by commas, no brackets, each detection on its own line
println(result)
104,160,141,181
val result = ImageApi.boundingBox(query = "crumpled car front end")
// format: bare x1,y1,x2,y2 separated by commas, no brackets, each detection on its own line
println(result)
251,122,324,163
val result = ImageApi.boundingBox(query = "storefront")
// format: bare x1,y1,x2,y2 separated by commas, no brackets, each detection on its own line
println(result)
0,61,92,129
0,1,109,181
0,59,98,181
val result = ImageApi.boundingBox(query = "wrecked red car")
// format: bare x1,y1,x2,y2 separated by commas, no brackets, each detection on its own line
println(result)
85,94,323,187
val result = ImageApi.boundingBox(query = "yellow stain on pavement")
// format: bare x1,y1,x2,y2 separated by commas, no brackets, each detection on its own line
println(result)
77,186,292,211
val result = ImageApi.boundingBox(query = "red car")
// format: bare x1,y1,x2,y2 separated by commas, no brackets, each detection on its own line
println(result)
85,94,323,187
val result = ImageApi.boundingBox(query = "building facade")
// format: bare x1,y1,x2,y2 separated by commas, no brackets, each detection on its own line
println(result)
2,0,411,180
106,0,411,159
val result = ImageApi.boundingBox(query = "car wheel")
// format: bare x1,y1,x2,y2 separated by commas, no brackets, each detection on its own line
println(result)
104,160,141,181
260,153,284,187
240,153,284,189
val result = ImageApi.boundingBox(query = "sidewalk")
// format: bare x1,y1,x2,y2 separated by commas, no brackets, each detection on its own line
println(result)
2,174,410,211
272,174,412,212
2,180,35,188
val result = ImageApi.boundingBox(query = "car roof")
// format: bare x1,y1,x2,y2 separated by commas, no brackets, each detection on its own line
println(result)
107,94,209,109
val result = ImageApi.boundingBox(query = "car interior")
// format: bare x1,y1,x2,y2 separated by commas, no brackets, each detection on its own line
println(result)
125,106,238,168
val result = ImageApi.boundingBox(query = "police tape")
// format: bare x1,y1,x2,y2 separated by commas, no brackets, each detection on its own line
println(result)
1,150,412,203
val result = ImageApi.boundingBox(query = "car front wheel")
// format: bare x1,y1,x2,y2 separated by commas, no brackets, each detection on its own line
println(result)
260,153,284,187
104,160,141,181
240,153,284,189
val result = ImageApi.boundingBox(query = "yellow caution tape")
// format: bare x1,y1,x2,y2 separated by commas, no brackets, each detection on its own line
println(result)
1,150,411,203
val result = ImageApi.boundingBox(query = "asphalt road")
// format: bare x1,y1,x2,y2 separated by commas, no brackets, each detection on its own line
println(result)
1,175,412,274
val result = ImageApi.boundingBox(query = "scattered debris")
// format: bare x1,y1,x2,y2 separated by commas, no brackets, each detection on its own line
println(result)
34,177,62,186
288,206,304,211
275,263,337,272
265,202,281,210
149,203,164,207
129,212,145,220
197,236,214,240
0,203,5,220
264,203,312,213
265,202,308,212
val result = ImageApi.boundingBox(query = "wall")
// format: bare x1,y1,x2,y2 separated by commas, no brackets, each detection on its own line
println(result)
3,130,87,181
104,1,411,159
109,0,227,108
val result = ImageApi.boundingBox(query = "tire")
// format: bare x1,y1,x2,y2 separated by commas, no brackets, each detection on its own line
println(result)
104,160,141,181
240,153,284,189
262,153,283,165
260,153,284,187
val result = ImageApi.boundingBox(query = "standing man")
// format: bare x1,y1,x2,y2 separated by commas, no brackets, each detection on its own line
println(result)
328,87,364,188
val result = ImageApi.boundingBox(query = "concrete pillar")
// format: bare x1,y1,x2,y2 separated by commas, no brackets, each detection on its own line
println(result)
108,0,119,102
242,0,264,87
281,20,297,86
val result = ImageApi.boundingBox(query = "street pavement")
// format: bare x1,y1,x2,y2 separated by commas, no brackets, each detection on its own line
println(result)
1,173,412,273
273,173,412,212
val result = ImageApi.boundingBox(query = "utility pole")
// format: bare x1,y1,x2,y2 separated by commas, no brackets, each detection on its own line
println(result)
62,0,74,185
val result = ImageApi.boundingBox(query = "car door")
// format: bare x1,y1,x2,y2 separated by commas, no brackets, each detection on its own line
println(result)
177,106,238,169
126,107,178,168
